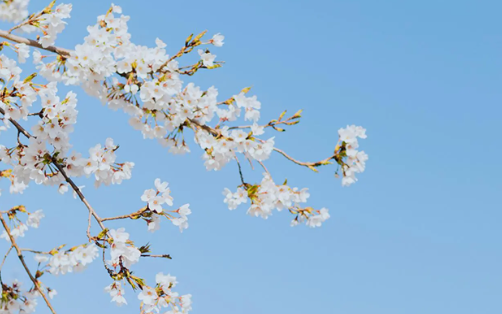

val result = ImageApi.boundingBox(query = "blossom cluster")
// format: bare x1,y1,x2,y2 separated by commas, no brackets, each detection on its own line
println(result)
0,56,30,124
0,208,44,242
196,127,274,171
0,137,133,194
31,86,77,152
0,42,31,65
0,280,40,314
36,243,99,275
141,178,191,232
104,273,192,314
224,173,331,227
0,0,30,23
0,52,134,193
338,125,369,186
104,281,128,306
104,227,192,313
15,3,72,48
138,273,192,314
108,227,142,269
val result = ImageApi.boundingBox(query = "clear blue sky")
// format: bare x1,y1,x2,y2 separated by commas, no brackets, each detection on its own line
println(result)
1,0,501,313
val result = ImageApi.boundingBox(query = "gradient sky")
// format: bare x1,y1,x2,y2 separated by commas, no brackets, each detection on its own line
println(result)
1,0,501,313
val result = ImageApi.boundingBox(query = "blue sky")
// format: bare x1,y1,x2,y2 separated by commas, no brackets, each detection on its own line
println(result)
1,0,501,313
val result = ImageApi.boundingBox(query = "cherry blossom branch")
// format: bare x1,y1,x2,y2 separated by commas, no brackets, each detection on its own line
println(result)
0,216,57,314
1,13,342,179
0,3,363,312
0,29,71,56
0,107,106,236
1,105,172,270
187,116,337,172
1,27,329,176
7,1,55,34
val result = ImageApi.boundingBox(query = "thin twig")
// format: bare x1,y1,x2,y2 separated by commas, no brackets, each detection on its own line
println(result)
20,248,52,255
101,206,148,222
140,254,172,259
257,160,270,176
233,153,246,185
86,210,92,240
0,216,57,314
101,214,135,222
272,147,335,169
0,245,13,273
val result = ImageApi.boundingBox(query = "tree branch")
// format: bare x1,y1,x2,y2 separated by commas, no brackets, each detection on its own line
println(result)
0,30,71,57
0,216,57,314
